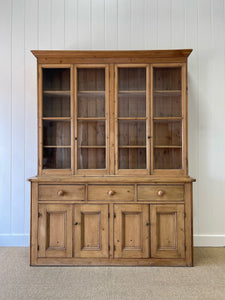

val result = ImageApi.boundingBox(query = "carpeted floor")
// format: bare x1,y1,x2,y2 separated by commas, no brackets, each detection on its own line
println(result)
0,247,224,300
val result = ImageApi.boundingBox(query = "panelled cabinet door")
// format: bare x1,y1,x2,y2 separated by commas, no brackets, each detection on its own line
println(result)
114,204,149,258
150,204,185,259
74,204,109,258
38,204,72,258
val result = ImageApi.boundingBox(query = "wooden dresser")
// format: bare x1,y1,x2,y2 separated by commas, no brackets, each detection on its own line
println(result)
29,50,195,266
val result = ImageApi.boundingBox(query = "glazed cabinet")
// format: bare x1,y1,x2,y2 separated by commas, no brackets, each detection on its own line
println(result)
29,50,195,266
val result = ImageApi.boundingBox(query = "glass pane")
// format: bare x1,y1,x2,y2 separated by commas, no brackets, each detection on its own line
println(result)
43,148,71,169
153,67,181,91
119,120,146,146
154,93,181,118
78,96,105,117
78,68,105,91
78,121,105,146
118,95,146,117
78,149,105,169
154,120,182,146
43,96,70,117
43,121,71,146
118,68,146,91
119,148,146,169
154,148,182,169
43,68,70,91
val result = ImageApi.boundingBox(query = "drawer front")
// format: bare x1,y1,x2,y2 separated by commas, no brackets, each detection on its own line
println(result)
88,185,135,201
138,185,184,201
39,185,85,201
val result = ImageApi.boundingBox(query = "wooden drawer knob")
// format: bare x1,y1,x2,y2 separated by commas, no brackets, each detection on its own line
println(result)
157,190,164,197
108,190,115,196
57,190,64,196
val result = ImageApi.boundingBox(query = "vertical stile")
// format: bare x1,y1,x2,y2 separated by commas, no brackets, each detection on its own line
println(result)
70,64,75,175
109,64,115,175
150,65,154,174
74,66,78,174
146,65,150,174
114,65,119,174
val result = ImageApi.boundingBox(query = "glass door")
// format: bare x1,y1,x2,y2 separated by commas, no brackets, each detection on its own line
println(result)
41,66,72,174
115,65,150,174
75,66,109,174
151,64,186,174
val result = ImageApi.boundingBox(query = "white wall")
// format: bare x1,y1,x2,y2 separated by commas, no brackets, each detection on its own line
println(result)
0,0,224,246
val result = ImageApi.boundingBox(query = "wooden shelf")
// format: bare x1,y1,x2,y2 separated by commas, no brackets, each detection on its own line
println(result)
153,90,181,96
119,145,146,148
153,117,183,121
118,117,147,120
154,145,182,149
43,145,71,148
77,117,106,121
78,91,105,96
43,90,71,96
78,145,106,149
42,117,71,121
118,90,146,96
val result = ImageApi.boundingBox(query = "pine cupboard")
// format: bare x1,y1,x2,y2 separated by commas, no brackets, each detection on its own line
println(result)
29,50,195,266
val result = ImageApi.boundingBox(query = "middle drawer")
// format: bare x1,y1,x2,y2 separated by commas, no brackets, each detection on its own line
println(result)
88,185,135,201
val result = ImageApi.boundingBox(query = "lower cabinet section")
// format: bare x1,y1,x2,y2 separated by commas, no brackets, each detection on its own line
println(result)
36,203,186,264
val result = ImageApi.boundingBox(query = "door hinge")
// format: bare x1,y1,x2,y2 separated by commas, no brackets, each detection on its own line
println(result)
114,212,116,218
37,245,39,251
38,212,42,217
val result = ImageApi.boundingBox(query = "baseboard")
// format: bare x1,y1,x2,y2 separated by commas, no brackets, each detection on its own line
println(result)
194,235,225,247
0,234,29,246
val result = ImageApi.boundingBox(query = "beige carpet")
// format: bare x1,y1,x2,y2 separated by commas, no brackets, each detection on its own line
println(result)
0,247,225,300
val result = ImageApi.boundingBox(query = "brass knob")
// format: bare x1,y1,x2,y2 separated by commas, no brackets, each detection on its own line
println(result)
57,190,64,196
108,190,115,196
157,190,164,197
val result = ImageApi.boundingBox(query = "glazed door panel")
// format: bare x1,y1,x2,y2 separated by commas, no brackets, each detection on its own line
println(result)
151,64,187,175
114,204,149,258
115,65,150,175
40,66,73,174
150,204,185,258
38,204,72,258
74,204,109,258
75,65,109,175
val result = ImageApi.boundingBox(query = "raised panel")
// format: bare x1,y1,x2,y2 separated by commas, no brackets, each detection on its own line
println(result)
150,204,185,259
74,204,109,258
114,204,149,258
38,204,72,258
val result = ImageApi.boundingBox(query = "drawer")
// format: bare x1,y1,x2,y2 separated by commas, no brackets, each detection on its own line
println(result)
39,184,85,201
138,185,184,201
88,185,135,201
